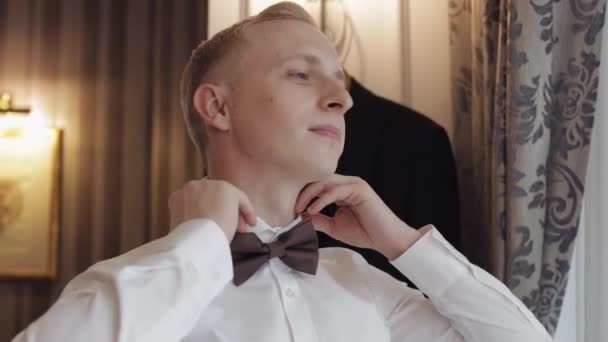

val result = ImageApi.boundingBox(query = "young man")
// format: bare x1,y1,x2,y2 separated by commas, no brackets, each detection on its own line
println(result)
14,2,551,341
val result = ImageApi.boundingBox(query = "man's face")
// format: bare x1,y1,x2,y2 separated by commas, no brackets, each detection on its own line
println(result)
225,19,353,182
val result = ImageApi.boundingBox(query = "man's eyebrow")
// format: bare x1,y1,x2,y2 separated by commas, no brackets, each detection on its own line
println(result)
282,53,345,81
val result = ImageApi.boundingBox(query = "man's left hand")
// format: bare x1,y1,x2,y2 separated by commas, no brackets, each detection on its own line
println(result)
294,174,424,260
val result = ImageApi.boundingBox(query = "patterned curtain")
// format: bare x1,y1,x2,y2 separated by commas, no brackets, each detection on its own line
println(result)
0,0,207,340
449,0,606,335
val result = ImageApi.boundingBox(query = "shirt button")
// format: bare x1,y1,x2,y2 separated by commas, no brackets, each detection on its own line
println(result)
286,288,295,298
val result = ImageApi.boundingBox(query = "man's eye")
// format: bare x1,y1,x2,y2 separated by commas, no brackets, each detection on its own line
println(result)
290,71,310,80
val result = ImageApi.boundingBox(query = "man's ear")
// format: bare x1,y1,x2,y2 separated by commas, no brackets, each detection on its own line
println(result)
192,83,231,132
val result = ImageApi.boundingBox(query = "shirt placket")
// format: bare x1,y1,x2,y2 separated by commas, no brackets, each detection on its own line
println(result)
269,259,319,342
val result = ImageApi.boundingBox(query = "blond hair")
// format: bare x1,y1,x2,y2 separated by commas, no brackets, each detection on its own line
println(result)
180,2,317,170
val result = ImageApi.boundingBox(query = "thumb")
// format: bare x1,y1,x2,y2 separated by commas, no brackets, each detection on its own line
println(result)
306,213,334,236
236,215,248,234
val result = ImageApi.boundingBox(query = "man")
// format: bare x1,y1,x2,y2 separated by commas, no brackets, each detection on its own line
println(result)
14,2,551,341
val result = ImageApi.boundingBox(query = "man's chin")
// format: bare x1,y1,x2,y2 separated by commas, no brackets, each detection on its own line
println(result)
300,160,338,182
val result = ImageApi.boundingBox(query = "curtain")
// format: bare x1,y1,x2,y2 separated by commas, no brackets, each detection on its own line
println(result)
577,24,608,339
449,0,606,335
0,0,208,339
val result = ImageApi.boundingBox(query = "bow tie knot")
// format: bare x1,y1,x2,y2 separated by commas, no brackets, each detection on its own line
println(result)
230,219,319,286
267,240,287,258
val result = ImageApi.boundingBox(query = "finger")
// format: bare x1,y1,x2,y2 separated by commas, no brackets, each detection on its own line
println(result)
306,185,353,215
236,215,248,233
235,188,257,226
295,181,329,213
307,213,335,236
295,175,350,213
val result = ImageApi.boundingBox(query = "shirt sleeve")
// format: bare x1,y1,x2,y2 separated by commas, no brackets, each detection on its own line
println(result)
366,225,553,342
12,218,233,342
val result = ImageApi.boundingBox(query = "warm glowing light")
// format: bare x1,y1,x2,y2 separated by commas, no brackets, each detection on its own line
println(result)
0,126,57,155
0,110,56,156
0,109,50,132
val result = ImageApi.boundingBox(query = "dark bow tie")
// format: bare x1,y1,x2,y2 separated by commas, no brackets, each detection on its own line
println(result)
229,219,319,286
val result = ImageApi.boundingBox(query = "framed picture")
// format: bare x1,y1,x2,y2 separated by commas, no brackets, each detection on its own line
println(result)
0,127,61,278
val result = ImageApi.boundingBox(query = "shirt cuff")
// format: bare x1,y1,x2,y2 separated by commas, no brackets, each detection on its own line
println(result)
166,218,234,285
390,225,469,298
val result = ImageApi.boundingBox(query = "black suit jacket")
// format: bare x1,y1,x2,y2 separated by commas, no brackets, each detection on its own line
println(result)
318,78,462,283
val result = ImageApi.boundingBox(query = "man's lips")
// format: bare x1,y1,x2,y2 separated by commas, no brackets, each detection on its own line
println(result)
309,125,342,141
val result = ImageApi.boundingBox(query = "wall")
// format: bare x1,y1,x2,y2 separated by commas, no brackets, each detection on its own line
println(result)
406,0,453,138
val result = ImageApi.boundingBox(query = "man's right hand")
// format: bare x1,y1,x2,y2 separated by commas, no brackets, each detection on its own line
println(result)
168,178,257,241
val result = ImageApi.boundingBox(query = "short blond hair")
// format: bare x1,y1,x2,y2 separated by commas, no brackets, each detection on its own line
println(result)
180,1,317,170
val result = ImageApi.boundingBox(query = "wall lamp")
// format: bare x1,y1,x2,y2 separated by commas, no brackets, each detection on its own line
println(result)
0,92,31,115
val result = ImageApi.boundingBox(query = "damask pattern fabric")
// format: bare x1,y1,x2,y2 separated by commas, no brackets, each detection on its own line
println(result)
449,0,606,335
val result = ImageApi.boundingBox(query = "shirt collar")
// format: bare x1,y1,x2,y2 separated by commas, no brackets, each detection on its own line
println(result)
244,215,304,243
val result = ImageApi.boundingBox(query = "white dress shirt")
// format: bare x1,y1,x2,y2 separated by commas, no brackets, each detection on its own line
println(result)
13,215,552,342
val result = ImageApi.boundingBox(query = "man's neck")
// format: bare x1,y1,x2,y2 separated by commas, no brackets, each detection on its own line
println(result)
207,166,305,229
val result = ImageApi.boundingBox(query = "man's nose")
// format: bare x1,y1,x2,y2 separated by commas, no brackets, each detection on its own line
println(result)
320,79,353,115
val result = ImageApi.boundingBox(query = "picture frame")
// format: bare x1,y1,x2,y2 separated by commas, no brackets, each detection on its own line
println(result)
0,127,61,278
